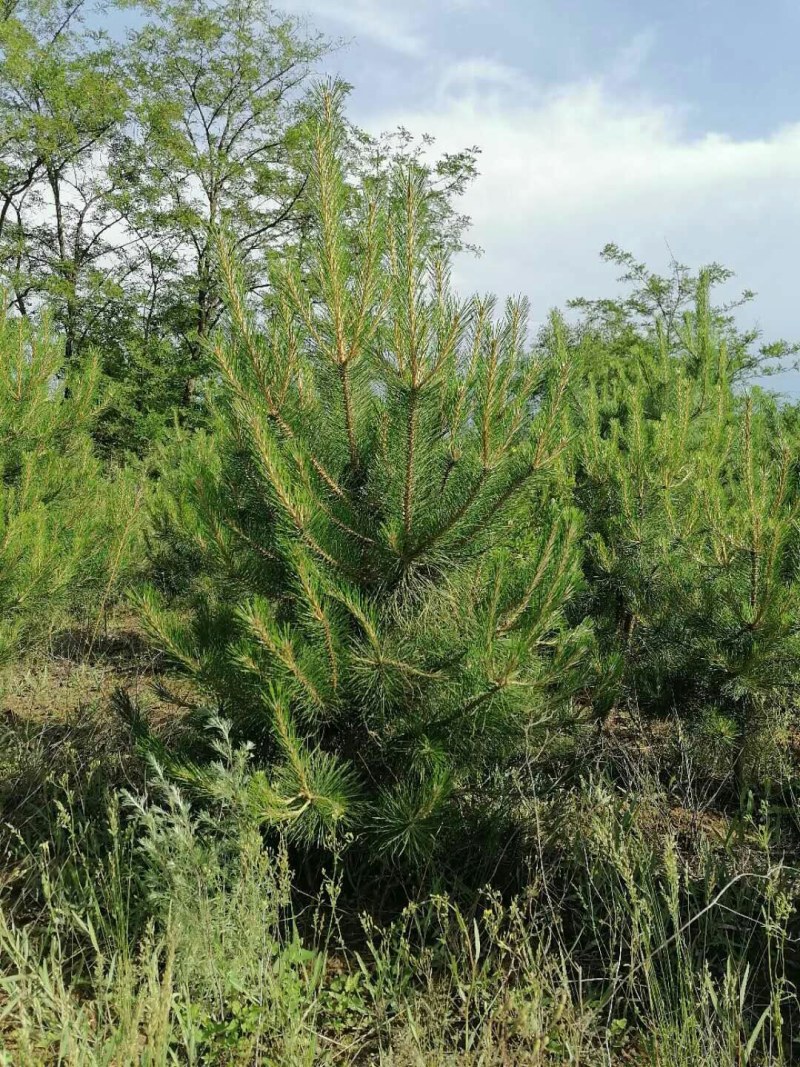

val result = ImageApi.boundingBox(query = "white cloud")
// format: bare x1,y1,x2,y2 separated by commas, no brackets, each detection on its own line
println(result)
282,0,799,385
282,0,428,56
368,62,800,377
436,57,538,101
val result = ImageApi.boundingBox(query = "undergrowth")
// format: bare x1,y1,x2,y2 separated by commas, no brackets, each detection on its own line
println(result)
1,684,799,1065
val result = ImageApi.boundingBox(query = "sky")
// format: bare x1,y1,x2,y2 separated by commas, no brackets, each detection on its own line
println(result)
281,0,800,393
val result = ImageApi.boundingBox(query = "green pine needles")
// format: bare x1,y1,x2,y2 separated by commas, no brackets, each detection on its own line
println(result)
140,89,588,866
575,272,800,781
0,307,142,662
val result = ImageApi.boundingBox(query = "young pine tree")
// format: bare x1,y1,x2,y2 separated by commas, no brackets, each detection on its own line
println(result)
0,307,143,663
574,276,800,786
141,88,588,871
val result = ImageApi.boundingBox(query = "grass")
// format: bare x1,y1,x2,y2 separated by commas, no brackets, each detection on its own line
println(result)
1,621,800,1064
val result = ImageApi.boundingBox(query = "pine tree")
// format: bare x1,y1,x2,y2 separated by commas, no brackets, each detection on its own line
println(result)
140,88,588,869
574,274,800,785
0,306,142,663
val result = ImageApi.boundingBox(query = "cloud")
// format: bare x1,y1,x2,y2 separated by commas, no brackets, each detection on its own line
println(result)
282,0,428,56
436,57,539,101
282,0,799,386
369,61,800,375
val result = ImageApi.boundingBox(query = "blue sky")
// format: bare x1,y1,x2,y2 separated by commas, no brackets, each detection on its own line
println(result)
281,0,800,392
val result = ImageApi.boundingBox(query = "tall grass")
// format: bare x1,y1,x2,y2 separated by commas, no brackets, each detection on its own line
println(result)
1,712,796,1065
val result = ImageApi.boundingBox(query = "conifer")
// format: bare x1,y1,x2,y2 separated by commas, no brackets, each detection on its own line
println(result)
0,307,141,661
141,87,588,866
575,274,800,783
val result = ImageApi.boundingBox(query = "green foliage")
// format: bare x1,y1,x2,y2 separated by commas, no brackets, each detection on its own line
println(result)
573,270,800,784
0,0,330,455
569,243,797,382
0,0,129,358
0,306,143,662
0,0,479,456
140,87,589,868
2,16,800,1057
106,0,329,433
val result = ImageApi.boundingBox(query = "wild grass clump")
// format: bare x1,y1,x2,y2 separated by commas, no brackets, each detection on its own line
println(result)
1,726,797,1064
0,774,325,1063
